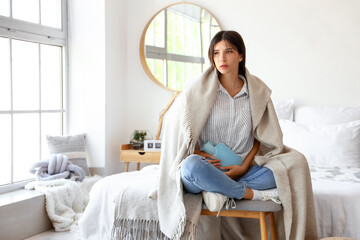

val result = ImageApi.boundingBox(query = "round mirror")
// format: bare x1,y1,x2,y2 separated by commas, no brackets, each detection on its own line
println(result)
140,3,221,92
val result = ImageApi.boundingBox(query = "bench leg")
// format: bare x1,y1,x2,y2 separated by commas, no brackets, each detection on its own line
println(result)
259,212,268,240
269,212,277,240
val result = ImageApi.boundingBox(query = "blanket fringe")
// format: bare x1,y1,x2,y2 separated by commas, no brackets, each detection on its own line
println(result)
172,216,185,240
111,218,197,240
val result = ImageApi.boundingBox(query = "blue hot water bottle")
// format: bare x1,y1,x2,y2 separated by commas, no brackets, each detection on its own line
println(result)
200,141,243,172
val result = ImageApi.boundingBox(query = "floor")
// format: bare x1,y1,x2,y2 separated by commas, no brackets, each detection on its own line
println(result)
25,229,81,240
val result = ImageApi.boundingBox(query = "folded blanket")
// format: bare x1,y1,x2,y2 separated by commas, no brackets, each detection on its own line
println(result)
25,175,101,231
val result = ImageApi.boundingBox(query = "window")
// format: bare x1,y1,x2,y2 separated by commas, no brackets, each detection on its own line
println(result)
145,5,220,91
0,0,67,193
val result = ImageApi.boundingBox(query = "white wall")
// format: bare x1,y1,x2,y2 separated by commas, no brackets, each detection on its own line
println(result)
68,0,105,168
69,0,360,173
104,0,129,174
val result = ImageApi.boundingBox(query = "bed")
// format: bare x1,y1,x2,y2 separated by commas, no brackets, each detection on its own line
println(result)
79,100,360,239
277,101,360,239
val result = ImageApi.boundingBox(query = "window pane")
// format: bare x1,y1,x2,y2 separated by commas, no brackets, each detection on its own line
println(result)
12,0,39,24
145,10,164,48
13,113,39,182
191,62,201,76
41,44,62,110
168,60,185,91
167,60,174,88
0,114,11,185
184,62,201,88
12,39,39,110
146,58,165,85
190,20,201,57
175,14,184,55
146,58,154,74
167,11,175,54
184,18,200,57
175,61,184,90
154,11,164,48
184,18,191,57
41,0,62,29
154,59,165,85
0,37,11,111
0,0,10,17
41,113,62,159
168,61,198,91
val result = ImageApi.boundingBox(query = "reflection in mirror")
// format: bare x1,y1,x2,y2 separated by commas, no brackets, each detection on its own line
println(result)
140,3,221,92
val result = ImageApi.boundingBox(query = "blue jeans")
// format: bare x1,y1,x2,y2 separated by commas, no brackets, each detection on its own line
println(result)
180,154,276,199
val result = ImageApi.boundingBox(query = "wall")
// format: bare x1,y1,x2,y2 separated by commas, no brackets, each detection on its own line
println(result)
69,0,360,173
104,0,130,174
68,0,106,169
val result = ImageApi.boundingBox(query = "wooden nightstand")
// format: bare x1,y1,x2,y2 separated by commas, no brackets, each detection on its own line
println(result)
120,144,161,172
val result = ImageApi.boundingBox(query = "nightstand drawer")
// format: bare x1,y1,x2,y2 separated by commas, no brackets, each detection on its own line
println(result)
120,149,160,163
120,144,161,166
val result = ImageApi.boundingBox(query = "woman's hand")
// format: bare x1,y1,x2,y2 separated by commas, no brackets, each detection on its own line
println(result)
221,139,260,180
221,165,248,180
194,149,221,168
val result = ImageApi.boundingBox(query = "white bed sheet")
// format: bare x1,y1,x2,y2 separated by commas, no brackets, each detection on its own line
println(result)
311,166,360,239
78,165,160,240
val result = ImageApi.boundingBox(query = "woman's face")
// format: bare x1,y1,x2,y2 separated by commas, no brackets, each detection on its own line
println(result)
213,40,243,76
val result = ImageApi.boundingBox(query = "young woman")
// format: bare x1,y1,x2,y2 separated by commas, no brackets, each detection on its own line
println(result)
157,30,317,239
179,31,278,211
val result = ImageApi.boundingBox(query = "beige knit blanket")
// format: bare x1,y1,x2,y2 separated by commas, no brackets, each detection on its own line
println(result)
25,175,102,232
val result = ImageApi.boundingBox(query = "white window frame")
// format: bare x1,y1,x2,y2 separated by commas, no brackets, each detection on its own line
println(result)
0,0,68,194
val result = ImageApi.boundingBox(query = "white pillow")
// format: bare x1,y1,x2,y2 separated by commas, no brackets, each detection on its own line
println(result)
294,106,360,124
273,99,295,121
279,119,360,167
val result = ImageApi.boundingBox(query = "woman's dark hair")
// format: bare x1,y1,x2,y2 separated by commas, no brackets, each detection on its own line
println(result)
208,30,246,77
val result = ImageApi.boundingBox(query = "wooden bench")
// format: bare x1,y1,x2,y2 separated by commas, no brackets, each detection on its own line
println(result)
201,199,282,240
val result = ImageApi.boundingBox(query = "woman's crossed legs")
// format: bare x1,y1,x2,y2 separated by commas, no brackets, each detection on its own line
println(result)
180,154,276,199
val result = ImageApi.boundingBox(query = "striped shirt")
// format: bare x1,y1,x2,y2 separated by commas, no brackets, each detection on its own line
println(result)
198,76,254,160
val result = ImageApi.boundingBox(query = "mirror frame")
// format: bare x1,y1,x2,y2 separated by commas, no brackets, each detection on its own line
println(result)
139,3,222,92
